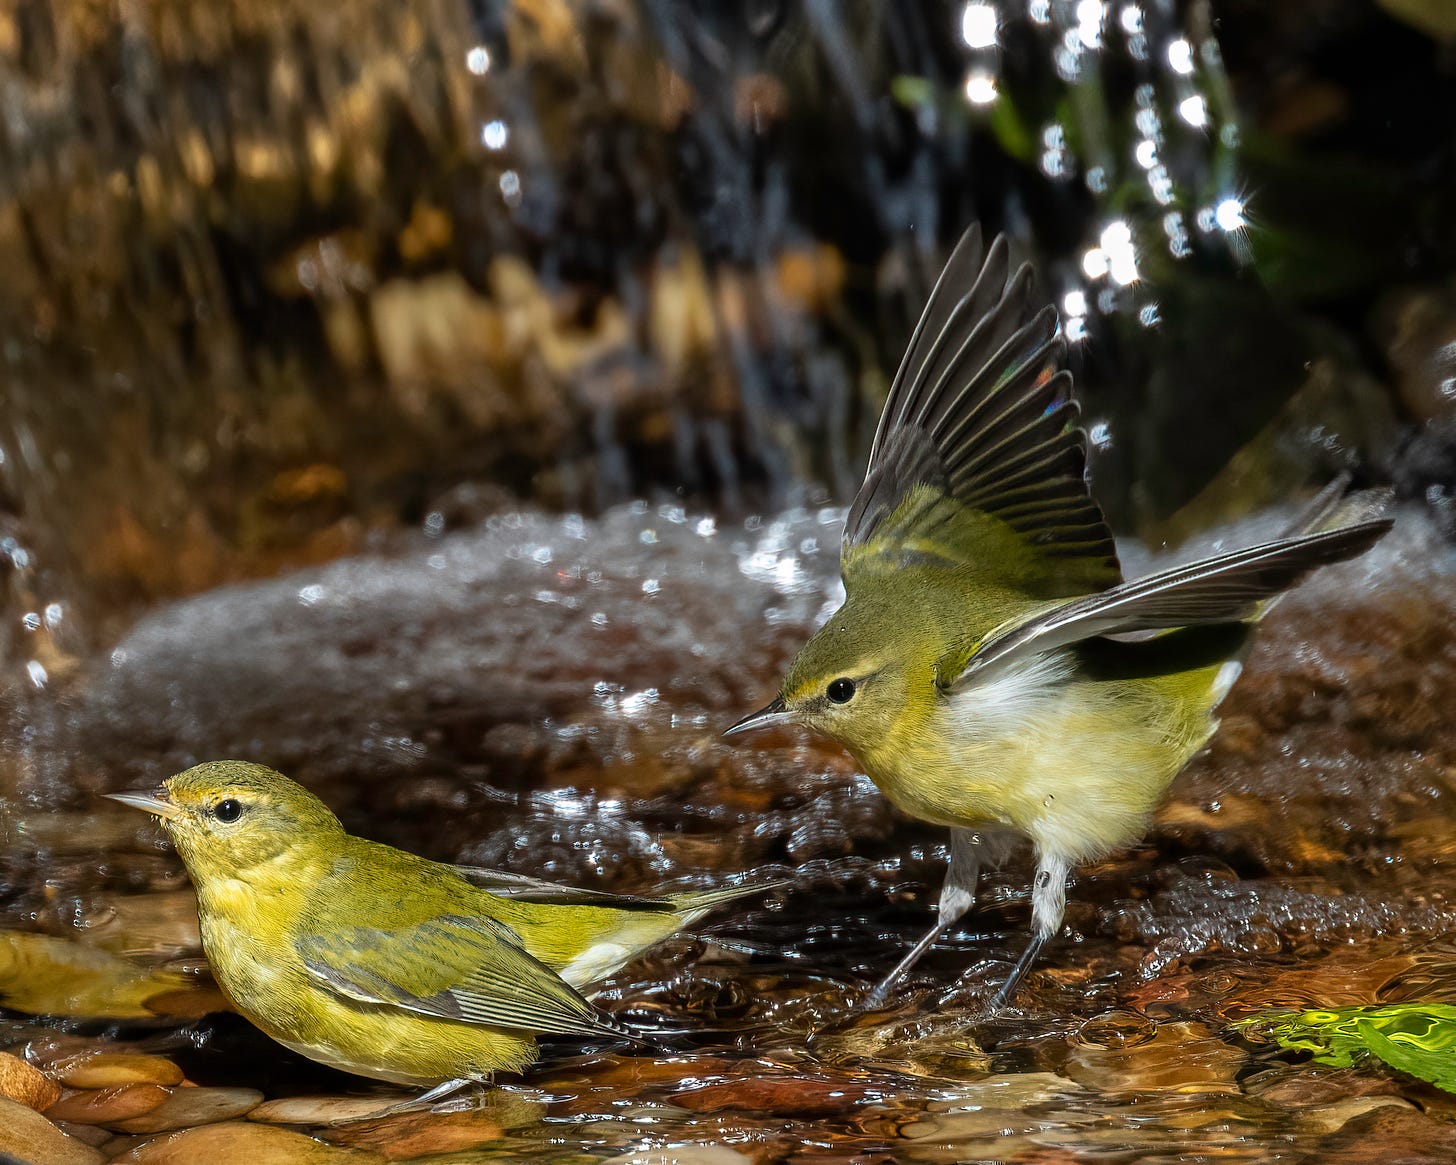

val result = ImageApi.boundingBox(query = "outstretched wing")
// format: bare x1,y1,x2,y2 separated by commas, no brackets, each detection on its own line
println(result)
844,227,1120,597
295,912,634,1040
948,515,1392,688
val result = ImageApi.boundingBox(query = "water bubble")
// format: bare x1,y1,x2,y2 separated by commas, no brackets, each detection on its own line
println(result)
964,72,998,105
1167,37,1195,75
481,120,509,150
1075,0,1104,49
499,170,522,207
961,3,998,48
466,46,490,75
1214,196,1246,232
1178,94,1208,128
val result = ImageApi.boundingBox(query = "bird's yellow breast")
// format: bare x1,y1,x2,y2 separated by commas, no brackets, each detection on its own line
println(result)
195,867,537,1085
856,651,1228,866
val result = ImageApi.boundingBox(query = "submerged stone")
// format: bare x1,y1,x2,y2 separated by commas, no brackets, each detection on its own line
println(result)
0,1096,106,1165
50,1052,185,1090
111,1086,264,1133
0,1050,62,1111
110,1120,386,1163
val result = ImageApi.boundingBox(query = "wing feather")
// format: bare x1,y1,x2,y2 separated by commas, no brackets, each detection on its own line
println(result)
844,226,1119,594
952,517,1393,687
296,913,634,1040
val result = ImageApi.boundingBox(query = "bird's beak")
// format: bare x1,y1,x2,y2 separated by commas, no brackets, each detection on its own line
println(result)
724,696,793,737
105,788,183,821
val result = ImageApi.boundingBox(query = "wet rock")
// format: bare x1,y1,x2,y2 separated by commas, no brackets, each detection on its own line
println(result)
1244,1064,1405,1107
1297,1095,1413,1134
45,1083,170,1126
533,1053,741,1109
673,1072,878,1117
901,1108,1057,1145
50,1120,112,1148
928,1072,1083,1113
604,1148,755,1165
0,1096,106,1164
249,1095,402,1125
50,1052,184,1090
111,1086,263,1133
1312,1103,1456,1163
324,1108,513,1159
812,1010,990,1079
1063,1020,1246,1094
111,1120,386,1163
0,1050,62,1110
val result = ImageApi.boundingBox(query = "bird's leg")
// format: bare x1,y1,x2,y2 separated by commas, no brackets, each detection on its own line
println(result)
986,853,1069,1013
866,828,982,1006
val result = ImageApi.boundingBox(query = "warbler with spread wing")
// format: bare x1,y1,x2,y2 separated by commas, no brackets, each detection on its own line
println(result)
727,226,1392,1009
109,761,770,1098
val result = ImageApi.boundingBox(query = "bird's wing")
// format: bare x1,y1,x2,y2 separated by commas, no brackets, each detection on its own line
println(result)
294,912,633,1039
946,517,1392,687
451,866,673,912
843,226,1121,597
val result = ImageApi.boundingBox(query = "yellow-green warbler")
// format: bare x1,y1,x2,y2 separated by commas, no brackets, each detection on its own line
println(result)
727,226,1392,1009
108,761,771,1101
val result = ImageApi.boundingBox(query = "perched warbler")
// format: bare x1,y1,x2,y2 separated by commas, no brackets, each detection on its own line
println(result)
108,761,770,1098
727,226,1392,1009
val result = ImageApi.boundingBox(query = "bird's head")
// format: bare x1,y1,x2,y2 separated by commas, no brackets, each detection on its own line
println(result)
726,590,932,760
107,760,344,878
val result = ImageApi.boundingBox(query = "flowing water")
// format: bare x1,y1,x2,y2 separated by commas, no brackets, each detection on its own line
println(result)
2,0,1456,1161
2,503,1455,1161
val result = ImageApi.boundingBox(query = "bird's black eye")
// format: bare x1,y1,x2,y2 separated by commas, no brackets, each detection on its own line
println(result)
212,798,243,823
826,678,856,704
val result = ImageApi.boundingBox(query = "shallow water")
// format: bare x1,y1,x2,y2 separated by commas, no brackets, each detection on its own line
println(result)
2,502,1455,1160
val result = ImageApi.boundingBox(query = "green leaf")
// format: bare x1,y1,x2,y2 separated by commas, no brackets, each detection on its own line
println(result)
1237,1004,1456,1093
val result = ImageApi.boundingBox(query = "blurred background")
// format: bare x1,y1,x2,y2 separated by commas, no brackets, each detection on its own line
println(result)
2,1,1456,1158
3,0,1454,670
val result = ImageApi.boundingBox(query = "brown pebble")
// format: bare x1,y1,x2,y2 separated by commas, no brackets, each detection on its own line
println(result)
1063,1020,1246,1095
50,1120,113,1147
0,1095,106,1164
325,1109,506,1159
673,1074,877,1117
249,1095,398,1125
111,1120,386,1163
51,1052,184,1090
0,1050,63,1111
112,1086,263,1133
45,1083,169,1125
1314,1103,1456,1162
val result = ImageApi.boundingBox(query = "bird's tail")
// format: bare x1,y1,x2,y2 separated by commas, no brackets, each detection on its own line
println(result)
1259,474,1394,619
666,876,790,925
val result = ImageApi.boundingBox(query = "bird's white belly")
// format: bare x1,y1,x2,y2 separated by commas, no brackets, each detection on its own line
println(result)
889,654,1208,865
